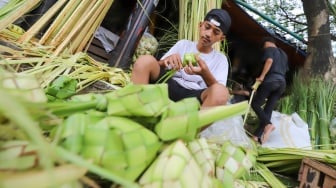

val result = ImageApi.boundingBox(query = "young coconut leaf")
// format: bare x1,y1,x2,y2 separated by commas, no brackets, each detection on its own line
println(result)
155,99,248,141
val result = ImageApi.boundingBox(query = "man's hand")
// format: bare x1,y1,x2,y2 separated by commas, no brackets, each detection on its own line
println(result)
184,55,217,86
252,80,261,90
160,54,183,70
184,55,210,76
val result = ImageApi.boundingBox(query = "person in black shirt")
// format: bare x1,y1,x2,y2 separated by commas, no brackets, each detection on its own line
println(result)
251,37,289,144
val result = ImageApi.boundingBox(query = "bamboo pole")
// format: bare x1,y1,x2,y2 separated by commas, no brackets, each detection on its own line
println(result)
53,0,105,56
70,0,107,53
49,0,96,47
0,0,41,31
39,0,82,45
18,0,68,43
76,0,115,53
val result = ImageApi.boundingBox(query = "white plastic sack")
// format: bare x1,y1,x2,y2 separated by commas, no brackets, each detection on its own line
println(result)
0,0,9,9
262,111,311,149
199,115,254,148
199,111,312,149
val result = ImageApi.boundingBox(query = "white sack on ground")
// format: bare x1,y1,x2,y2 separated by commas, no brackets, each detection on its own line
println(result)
262,111,311,149
199,111,311,149
0,0,9,9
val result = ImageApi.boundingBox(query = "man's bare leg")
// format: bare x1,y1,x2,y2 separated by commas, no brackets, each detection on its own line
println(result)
131,55,161,84
262,124,275,143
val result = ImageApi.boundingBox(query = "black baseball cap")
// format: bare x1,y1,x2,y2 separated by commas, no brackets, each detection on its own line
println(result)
205,9,231,35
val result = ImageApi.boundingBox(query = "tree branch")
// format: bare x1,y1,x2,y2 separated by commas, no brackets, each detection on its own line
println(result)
278,4,307,26
331,34,336,41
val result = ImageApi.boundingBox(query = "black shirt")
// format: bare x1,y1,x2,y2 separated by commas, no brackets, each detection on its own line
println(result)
262,47,288,83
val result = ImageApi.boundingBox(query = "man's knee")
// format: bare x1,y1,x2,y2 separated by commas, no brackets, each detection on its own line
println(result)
134,55,157,66
202,83,229,106
214,85,229,105
132,55,160,84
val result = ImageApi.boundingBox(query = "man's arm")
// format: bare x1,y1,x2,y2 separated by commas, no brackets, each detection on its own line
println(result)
201,70,218,86
257,57,273,82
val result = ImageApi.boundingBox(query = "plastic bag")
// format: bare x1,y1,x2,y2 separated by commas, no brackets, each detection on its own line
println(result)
199,111,312,149
199,115,254,148
133,32,158,61
261,111,311,149
94,26,120,53
0,0,9,9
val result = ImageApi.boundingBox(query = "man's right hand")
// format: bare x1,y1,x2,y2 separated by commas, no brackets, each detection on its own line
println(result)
160,54,183,70
252,80,261,90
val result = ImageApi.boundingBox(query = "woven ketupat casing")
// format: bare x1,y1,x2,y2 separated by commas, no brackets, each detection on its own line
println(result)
59,113,162,181
155,97,200,141
139,140,216,188
216,141,256,186
106,84,170,117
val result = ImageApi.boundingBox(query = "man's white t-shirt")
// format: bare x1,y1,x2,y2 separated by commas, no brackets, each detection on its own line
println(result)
161,40,229,90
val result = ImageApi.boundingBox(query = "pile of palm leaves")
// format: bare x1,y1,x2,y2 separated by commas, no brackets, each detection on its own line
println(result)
2,0,336,188
0,0,130,93
278,72,336,149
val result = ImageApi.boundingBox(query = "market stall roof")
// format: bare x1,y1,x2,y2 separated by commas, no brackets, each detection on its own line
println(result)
223,0,306,68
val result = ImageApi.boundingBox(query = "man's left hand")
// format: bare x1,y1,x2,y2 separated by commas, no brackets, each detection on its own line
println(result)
184,55,209,76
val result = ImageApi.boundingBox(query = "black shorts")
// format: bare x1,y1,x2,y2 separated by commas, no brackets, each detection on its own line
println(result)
151,67,205,103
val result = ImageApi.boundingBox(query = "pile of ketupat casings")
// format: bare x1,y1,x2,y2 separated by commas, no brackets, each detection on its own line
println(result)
1,0,336,188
